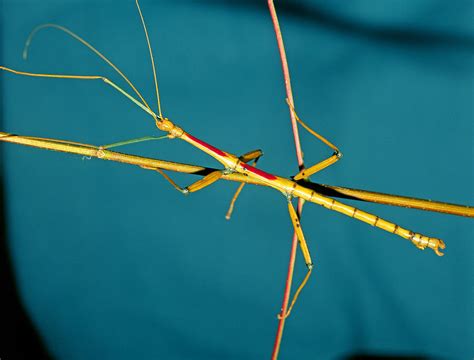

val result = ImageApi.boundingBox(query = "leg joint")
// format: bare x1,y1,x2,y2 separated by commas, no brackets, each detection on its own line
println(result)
223,167,234,175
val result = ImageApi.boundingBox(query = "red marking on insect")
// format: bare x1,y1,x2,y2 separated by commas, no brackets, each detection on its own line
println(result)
186,134,228,157
241,163,277,180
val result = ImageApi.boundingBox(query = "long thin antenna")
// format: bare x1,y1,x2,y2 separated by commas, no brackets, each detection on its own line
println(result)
23,23,154,116
135,0,163,119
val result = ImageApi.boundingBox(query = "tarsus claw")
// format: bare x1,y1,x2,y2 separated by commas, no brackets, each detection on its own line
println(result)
434,239,446,256
410,233,445,256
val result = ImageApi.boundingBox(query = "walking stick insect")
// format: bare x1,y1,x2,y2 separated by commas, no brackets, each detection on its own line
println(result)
1,1,448,308
2,0,473,358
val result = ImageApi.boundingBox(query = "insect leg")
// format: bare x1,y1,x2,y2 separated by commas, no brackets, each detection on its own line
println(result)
278,200,314,319
225,149,263,219
286,99,342,180
145,168,222,195
0,66,157,120
100,136,168,150
239,149,264,163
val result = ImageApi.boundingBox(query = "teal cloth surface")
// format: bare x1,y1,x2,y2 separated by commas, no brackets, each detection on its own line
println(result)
2,1,473,359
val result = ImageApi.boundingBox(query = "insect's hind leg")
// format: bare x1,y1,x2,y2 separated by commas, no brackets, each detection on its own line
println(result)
286,99,342,180
225,149,263,219
278,199,313,319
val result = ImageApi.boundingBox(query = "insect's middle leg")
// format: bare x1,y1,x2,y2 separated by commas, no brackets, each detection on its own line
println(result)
286,99,342,180
151,168,222,195
99,136,223,195
239,149,264,163
225,149,263,219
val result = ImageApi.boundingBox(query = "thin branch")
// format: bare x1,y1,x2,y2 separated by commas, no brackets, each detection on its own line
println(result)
267,1,305,359
267,2,303,167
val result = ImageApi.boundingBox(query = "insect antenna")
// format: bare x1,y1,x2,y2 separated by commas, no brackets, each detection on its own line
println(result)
135,0,163,119
23,23,154,117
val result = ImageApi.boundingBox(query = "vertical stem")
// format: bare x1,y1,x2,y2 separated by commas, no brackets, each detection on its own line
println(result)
267,1,306,359
271,231,298,359
267,1,304,167
271,199,304,360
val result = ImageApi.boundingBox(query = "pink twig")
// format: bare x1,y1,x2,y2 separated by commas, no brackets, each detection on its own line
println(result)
267,1,306,359
267,1,304,167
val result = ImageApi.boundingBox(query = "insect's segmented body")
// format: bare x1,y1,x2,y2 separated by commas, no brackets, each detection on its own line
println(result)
157,118,445,256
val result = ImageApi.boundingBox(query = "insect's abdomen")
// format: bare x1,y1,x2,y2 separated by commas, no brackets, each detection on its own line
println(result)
295,185,445,256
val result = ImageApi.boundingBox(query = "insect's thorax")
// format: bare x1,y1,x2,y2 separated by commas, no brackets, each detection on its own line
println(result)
178,128,313,198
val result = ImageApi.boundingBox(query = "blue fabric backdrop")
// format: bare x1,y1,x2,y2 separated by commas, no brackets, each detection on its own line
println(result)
2,0,473,359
